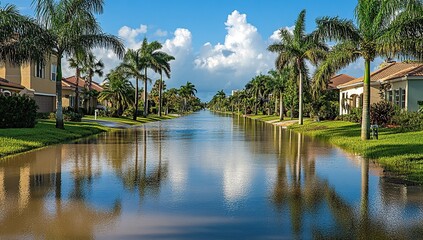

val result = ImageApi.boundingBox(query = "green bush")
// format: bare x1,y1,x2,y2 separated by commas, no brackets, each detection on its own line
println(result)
36,112,50,119
336,107,362,123
370,101,396,126
49,108,83,122
392,112,423,131
0,94,38,128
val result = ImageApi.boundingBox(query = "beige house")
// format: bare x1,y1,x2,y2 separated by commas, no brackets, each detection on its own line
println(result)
0,57,58,112
337,62,423,115
62,76,104,112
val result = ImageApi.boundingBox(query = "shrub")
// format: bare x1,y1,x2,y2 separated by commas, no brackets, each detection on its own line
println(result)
0,94,38,128
336,107,362,123
392,112,423,131
36,112,50,119
49,107,83,122
370,101,396,126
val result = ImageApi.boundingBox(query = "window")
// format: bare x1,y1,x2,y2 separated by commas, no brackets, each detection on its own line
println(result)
51,64,57,81
35,60,45,78
70,96,75,107
394,89,400,106
401,88,406,109
387,90,393,103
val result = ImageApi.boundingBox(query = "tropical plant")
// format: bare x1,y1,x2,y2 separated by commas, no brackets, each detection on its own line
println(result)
81,52,104,114
268,69,290,120
0,4,51,64
313,0,423,139
179,81,197,112
268,9,328,125
119,49,145,120
155,53,174,117
246,74,268,115
99,69,134,116
68,49,87,112
33,0,124,129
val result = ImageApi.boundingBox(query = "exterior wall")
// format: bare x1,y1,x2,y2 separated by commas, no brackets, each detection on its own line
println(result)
408,79,423,112
2,63,22,84
339,85,380,115
28,56,57,95
62,89,76,108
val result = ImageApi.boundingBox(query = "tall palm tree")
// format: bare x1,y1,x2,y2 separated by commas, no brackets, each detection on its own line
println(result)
33,0,124,129
215,90,226,111
156,53,174,117
139,38,169,117
119,49,145,120
0,4,51,64
269,68,292,120
313,0,423,140
268,10,328,125
68,49,87,112
99,69,134,116
247,74,267,115
82,52,104,114
179,81,197,112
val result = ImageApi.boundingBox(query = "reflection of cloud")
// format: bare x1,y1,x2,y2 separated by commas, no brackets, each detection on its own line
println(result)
223,159,252,203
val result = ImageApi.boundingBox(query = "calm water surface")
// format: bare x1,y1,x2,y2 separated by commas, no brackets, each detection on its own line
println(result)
1,111,423,239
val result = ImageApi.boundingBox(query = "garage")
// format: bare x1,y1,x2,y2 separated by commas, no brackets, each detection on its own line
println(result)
34,94,56,113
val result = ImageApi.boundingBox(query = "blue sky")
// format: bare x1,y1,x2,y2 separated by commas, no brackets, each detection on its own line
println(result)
7,1,381,100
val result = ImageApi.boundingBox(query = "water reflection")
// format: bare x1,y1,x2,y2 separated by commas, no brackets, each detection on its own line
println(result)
0,111,423,239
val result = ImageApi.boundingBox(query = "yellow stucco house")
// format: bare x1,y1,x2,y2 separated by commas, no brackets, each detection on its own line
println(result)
0,57,58,112
337,62,423,115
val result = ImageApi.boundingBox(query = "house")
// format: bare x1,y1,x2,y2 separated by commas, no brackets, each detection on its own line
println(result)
328,74,355,90
0,57,58,112
62,76,104,112
337,62,423,115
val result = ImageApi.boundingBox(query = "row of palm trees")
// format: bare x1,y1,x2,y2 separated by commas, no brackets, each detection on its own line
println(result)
210,0,423,140
0,0,125,129
98,69,201,116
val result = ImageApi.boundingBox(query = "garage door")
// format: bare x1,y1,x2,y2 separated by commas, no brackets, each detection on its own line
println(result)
34,95,56,113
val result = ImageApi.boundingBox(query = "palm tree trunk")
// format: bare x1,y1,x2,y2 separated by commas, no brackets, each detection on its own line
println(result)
74,68,80,112
280,91,284,121
298,65,303,125
361,59,371,140
275,95,278,115
254,96,258,115
56,55,64,129
159,73,163,117
134,77,139,120
143,68,148,117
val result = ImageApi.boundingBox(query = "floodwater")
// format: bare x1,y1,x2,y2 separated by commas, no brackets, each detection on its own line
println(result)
1,111,423,239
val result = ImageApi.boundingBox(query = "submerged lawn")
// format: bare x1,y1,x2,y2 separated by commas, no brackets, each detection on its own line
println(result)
0,120,109,158
289,120,423,182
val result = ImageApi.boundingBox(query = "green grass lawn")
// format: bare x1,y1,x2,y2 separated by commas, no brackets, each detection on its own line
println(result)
289,120,423,182
83,114,176,125
0,120,109,158
0,114,177,159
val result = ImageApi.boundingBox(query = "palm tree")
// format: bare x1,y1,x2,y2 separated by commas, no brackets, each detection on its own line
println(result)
139,38,169,117
156,53,174,117
99,69,134,116
119,49,145,120
179,82,197,112
0,4,51,64
268,69,290,120
33,0,124,129
268,10,328,125
246,75,267,115
68,49,87,112
82,53,104,114
215,90,226,111
313,0,423,140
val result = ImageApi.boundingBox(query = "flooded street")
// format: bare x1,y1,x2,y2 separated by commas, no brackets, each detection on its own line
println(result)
1,111,423,239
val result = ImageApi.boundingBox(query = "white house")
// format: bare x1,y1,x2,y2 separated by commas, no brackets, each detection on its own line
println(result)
337,62,423,115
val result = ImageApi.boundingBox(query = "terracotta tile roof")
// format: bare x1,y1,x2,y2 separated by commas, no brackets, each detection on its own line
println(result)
62,76,103,92
338,62,423,88
328,74,355,89
0,77,25,90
